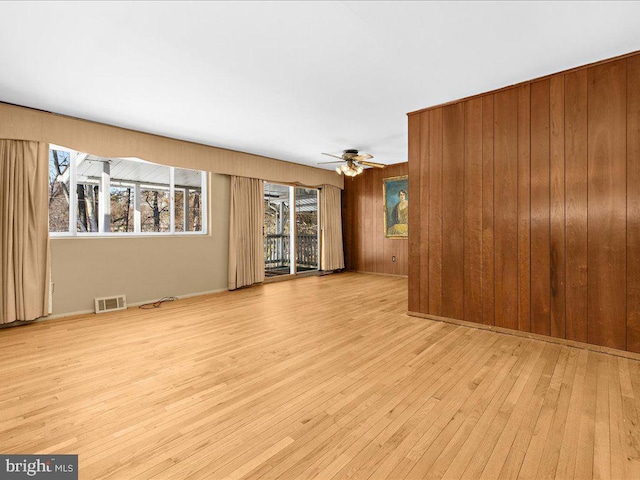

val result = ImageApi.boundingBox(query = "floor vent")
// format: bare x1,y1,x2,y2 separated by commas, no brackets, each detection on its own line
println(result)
95,295,127,314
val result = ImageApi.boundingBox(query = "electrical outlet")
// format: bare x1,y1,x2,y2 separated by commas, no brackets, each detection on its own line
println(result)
392,256,396,262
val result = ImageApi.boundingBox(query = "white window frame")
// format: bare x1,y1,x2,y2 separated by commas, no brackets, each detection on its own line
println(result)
48,144,208,237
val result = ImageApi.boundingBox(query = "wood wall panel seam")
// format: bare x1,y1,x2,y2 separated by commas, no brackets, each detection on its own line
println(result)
419,111,431,313
482,95,495,326
493,89,519,330
517,84,532,333
429,108,444,315
442,103,465,320
408,115,421,310
564,69,589,344
550,75,567,339
463,98,483,324
530,79,551,337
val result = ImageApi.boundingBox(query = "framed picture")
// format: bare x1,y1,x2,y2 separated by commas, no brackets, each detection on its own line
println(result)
383,175,408,238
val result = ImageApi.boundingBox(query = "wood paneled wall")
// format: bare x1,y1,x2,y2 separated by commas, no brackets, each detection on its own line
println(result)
408,52,640,353
342,163,408,276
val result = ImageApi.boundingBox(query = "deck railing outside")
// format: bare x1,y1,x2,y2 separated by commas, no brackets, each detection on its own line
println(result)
265,234,318,269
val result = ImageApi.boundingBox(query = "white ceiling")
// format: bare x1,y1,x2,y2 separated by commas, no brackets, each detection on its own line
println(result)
1,1,639,170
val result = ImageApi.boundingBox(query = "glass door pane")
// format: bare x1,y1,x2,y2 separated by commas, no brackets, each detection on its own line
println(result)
264,183,292,277
295,187,319,272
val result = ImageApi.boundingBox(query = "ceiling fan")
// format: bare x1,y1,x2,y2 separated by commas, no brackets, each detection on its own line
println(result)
319,149,385,177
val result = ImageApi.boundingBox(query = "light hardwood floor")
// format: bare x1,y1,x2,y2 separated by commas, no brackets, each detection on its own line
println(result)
1,273,639,479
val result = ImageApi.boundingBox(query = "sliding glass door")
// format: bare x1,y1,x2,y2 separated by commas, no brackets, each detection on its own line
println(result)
295,187,319,272
264,183,319,278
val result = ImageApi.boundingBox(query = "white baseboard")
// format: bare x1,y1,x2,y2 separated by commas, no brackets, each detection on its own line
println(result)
46,309,95,320
126,288,229,308
46,288,228,320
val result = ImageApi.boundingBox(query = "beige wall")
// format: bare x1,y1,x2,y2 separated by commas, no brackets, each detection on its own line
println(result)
0,101,342,316
50,173,230,316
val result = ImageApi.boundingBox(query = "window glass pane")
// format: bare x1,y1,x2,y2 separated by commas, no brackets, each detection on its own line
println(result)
128,162,170,233
174,189,185,233
174,168,203,232
75,182,99,233
110,186,134,232
189,189,203,232
141,188,170,232
295,187,319,271
48,149,70,232
75,156,106,233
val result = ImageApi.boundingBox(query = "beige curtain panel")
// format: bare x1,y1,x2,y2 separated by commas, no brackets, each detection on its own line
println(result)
0,140,50,324
228,176,265,290
320,184,345,271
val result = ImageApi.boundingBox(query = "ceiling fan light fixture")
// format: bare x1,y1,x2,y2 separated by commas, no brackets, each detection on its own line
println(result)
323,150,381,176
337,161,360,177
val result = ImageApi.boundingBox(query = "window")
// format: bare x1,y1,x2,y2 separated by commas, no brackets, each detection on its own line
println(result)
48,145,207,236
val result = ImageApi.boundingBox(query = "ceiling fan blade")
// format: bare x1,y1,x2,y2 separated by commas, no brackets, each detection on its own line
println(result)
317,161,345,164
321,153,345,160
353,153,374,161
358,160,386,168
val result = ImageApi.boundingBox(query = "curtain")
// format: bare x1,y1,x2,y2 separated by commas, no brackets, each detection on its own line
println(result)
320,184,345,271
0,140,50,324
228,176,265,290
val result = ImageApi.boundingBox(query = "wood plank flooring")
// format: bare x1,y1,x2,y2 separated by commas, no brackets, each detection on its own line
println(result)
0,272,639,479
